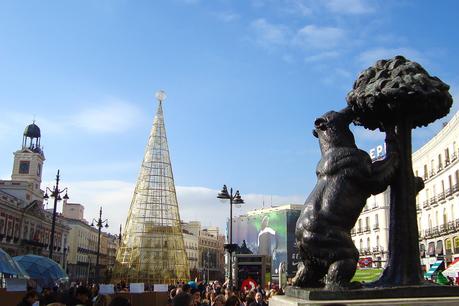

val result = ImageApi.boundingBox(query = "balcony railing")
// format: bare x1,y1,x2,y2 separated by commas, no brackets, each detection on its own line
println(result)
421,220,459,239
418,185,459,210
373,224,380,230
359,248,371,256
422,200,429,209
372,246,385,253
364,226,371,233
437,192,445,201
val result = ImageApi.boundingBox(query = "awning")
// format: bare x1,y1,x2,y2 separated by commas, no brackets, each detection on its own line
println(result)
443,258,459,278
424,259,444,279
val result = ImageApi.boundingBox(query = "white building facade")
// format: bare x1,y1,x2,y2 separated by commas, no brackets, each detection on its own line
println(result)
351,190,390,268
181,221,225,281
413,112,459,271
352,110,459,271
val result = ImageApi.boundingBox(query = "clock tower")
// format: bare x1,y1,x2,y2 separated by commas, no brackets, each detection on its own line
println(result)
11,122,45,199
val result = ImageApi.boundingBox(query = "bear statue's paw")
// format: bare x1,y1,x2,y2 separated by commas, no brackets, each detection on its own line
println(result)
324,281,362,291
292,263,325,288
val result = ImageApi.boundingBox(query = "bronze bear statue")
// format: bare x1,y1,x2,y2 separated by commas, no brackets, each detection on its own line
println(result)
292,107,399,290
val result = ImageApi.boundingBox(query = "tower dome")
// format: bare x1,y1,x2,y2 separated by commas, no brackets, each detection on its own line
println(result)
22,122,42,154
23,122,41,138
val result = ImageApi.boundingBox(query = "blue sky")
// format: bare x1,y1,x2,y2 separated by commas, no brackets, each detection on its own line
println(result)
0,0,458,232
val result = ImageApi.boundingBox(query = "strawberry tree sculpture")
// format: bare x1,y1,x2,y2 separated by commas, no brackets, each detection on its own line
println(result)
347,55,453,286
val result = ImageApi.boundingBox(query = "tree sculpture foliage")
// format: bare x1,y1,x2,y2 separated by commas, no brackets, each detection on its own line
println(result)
347,55,452,130
347,55,453,286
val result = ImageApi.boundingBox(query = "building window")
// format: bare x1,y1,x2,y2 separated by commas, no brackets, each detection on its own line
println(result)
424,164,428,180
445,148,450,164
0,218,5,234
438,154,443,170
37,164,42,176
436,240,444,255
19,161,30,174
427,241,435,256
7,220,13,236
14,223,19,238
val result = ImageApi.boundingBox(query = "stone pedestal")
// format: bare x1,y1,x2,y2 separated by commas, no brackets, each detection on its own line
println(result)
269,286,459,305
270,294,459,306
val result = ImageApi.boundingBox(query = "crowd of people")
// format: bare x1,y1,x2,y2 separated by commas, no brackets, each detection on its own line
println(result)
16,284,131,306
167,280,283,306
15,280,282,306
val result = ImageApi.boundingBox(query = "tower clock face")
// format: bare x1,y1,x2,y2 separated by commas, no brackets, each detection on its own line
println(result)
19,161,30,174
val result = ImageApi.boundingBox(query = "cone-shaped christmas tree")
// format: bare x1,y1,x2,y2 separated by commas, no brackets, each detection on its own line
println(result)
113,91,189,284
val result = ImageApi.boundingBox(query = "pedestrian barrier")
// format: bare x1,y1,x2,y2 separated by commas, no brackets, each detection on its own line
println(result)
0,288,168,306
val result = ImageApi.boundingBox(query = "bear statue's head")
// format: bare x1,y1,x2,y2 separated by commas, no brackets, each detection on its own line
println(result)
313,106,357,154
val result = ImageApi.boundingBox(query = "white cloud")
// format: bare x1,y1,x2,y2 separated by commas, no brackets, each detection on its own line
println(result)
250,18,289,46
282,54,295,63
357,47,424,68
42,180,135,236
324,0,375,14
412,86,459,148
215,11,239,23
319,67,353,86
177,186,303,230
304,51,340,63
0,97,144,140
181,0,200,4
0,111,66,144
351,125,385,143
53,180,304,235
294,25,346,49
282,0,312,16
71,99,143,133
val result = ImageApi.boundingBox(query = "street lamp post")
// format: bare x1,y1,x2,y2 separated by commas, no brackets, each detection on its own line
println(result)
206,250,210,283
91,206,108,283
44,169,69,260
217,185,244,290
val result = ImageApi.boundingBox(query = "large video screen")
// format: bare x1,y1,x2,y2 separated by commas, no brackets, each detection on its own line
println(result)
232,208,301,278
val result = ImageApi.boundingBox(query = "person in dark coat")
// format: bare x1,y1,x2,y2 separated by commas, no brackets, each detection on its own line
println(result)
17,291,39,306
